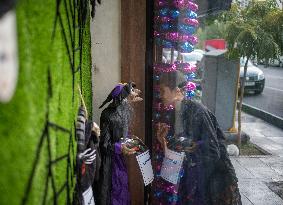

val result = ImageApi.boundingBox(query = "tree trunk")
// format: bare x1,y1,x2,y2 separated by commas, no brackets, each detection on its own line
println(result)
237,57,249,148
264,58,269,68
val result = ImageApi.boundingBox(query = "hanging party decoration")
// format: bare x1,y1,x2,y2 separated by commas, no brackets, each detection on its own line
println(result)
178,24,196,34
152,0,201,203
155,0,199,11
182,63,197,72
154,32,198,45
153,63,197,73
185,90,196,98
184,10,197,19
185,72,196,80
186,81,197,91
183,18,199,26
170,9,181,18
179,41,194,52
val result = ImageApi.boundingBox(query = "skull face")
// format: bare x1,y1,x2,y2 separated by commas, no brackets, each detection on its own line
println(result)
128,83,143,103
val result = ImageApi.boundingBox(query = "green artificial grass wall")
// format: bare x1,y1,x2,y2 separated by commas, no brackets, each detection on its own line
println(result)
0,0,92,204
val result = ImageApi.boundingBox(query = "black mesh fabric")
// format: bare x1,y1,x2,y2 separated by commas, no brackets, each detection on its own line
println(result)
0,0,16,17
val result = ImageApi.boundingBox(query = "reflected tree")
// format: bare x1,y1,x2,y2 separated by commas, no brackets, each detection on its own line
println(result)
225,0,281,147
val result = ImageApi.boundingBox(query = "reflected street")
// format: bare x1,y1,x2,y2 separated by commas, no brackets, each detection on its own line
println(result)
243,65,283,118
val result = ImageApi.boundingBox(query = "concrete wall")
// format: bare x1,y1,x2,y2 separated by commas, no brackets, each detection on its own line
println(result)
202,50,239,131
90,1,121,124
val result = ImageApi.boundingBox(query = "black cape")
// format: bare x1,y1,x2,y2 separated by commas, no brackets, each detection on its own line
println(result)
181,100,241,204
95,103,130,205
152,100,242,205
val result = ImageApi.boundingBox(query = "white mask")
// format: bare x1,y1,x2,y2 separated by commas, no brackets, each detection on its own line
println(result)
0,10,18,103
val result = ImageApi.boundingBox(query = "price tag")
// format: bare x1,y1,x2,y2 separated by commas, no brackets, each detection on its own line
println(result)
136,150,154,186
160,148,185,184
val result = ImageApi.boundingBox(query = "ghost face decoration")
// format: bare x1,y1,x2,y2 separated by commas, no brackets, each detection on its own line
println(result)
0,10,18,103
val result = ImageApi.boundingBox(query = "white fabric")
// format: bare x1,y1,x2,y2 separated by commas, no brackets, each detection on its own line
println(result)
82,186,95,205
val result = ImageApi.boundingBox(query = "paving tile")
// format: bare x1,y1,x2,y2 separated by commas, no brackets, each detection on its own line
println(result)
230,112,283,204
240,193,254,205
236,158,282,181
250,137,283,156
231,158,256,180
238,180,283,205
259,157,283,177
241,126,267,138
268,137,283,145
260,127,283,138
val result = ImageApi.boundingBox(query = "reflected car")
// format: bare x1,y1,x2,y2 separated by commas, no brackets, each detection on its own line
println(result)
257,56,283,67
240,58,265,94
181,50,205,92
162,48,205,65
193,49,205,55
181,51,204,64
162,48,178,63
269,56,283,67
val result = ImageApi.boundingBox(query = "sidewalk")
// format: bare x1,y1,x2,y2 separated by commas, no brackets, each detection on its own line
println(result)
232,111,283,205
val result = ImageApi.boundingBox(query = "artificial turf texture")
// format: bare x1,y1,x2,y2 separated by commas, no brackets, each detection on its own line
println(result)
0,0,92,204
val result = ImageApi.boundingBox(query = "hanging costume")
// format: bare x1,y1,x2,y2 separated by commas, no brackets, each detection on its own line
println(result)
74,106,101,205
152,99,242,205
96,82,136,205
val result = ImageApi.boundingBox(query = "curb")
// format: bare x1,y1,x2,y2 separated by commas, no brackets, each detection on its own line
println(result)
241,103,283,130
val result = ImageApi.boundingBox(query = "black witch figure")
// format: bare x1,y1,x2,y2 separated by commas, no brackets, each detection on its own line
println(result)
96,82,142,205
152,71,242,205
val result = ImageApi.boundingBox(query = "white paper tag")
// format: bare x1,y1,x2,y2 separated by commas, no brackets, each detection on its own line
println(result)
82,186,95,205
160,148,185,184
136,150,154,186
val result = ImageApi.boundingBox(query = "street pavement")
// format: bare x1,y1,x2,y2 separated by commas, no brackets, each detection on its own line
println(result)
243,66,283,118
232,111,283,205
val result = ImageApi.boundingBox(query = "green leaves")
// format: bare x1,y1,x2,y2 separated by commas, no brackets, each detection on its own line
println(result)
263,10,283,52
225,0,281,62
256,28,280,60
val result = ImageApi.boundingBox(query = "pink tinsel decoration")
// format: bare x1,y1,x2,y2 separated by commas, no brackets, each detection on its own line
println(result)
181,63,197,72
155,32,198,45
154,64,177,73
186,81,197,91
183,18,199,26
154,63,197,73
172,0,199,11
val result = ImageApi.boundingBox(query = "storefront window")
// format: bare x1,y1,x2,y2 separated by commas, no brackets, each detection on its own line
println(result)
151,1,202,204
149,0,283,204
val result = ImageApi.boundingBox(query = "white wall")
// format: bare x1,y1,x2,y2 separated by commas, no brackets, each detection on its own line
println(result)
90,1,121,124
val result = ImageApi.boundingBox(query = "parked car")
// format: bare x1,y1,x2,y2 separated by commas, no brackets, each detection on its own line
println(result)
181,51,204,64
181,50,205,93
193,49,205,55
257,56,283,67
239,58,265,94
161,48,205,65
268,56,283,67
162,48,178,63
